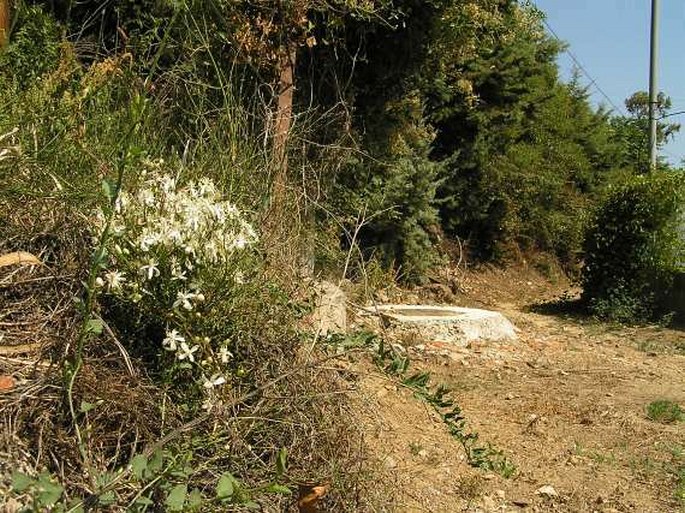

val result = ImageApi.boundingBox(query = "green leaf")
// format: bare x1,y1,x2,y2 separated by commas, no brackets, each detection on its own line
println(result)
36,473,63,506
11,472,34,492
165,484,187,511
147,448,164,477
98,491,116,505
275,448,287,477
135,496,154,507
187,488,203,511
86,318,104,335
79,401,97,413
131,454,148,481
216,473,236,499
102,179,116,201
66,499,85,513
265,483,292,495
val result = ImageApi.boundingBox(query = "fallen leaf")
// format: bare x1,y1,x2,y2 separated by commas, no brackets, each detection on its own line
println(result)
0,252,42,268
297,483,329,513
0,375,16,392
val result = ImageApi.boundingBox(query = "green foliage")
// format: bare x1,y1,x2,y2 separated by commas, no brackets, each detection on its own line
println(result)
415,1,612,264
335,109,443,282
582,171,685,322
646,400,684,424
608,91,681,173
0,3,62,84
349,332,516,477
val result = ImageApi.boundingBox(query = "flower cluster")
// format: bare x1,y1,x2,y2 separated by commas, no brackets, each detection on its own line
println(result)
100,161,258,269
95,160,257,407
0,128,21,162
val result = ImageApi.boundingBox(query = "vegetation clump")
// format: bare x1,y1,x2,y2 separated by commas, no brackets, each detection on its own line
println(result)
582,172,685,322
646,400,684,424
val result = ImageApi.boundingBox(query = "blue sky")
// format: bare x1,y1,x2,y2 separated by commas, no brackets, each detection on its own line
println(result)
533,0,685,166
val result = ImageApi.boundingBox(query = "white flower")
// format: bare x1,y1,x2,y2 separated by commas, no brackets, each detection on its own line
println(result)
232,236,248,250
173,291,196,311
234,271,245,285
95,277,105,288
219,346,233,364
183,204,204,231
197,177,216,197
114,193,129,214
139,259,160,281
137,189,156,206
139,231,161,252
159,175,176,194
201,398,215,411
170,260,187,281
177,342,199,362
104,270,126,291
210,204,225,222
162,329,185,351
202,373,226,389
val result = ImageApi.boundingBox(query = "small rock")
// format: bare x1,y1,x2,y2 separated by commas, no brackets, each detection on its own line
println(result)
512,498,531,508
384,456,397,469
495,489,506,499
536,485,558,498
482,496,497,509
418,449,429,458
483,473,497,480
3,498,20,513
505,393,515,400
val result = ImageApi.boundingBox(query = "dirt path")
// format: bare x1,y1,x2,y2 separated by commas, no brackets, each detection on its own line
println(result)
355,267,685,512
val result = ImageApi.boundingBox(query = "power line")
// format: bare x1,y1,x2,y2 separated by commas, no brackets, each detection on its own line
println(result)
534,4,683,164
539,16,627,116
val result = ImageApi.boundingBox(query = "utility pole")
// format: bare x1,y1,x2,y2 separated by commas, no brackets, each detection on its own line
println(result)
648,0,660,172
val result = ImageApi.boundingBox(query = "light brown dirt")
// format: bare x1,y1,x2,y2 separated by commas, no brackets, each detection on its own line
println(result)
353,265,685,512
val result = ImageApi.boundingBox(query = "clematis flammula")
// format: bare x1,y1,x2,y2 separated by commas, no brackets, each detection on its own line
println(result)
173,291,196,311
139,258,160,280
177,341,199,362
104,270,126,291
219,346,233,364
162,329,185,352
202,373,226,389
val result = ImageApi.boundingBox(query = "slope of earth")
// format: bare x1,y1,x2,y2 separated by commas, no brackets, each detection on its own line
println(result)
353,265,685,513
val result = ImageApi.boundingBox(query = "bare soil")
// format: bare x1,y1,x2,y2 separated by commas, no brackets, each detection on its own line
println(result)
353,265,685,512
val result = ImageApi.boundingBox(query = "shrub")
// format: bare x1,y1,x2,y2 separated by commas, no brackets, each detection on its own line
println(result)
95,161,259,406
646,399,684,424
0,3,62,83
582,171,685,322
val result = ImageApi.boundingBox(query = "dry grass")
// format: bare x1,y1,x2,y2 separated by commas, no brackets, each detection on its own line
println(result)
0,196,393,511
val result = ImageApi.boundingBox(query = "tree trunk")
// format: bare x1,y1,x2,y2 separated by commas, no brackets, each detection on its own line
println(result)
0,0,9,48
272,45,296,204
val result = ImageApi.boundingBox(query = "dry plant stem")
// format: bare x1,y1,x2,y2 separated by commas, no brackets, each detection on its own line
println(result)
340,206,369,285
64,347,361,512
65,160,127,482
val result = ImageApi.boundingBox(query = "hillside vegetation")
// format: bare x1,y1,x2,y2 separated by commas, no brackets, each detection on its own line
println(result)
0,0,683,511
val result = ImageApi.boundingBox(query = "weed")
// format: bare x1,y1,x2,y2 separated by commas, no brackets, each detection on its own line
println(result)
646,400,684,424
337,331,516,478
409,442,424,456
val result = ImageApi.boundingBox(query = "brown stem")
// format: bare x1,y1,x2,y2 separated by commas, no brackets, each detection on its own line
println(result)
0,0,10,48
